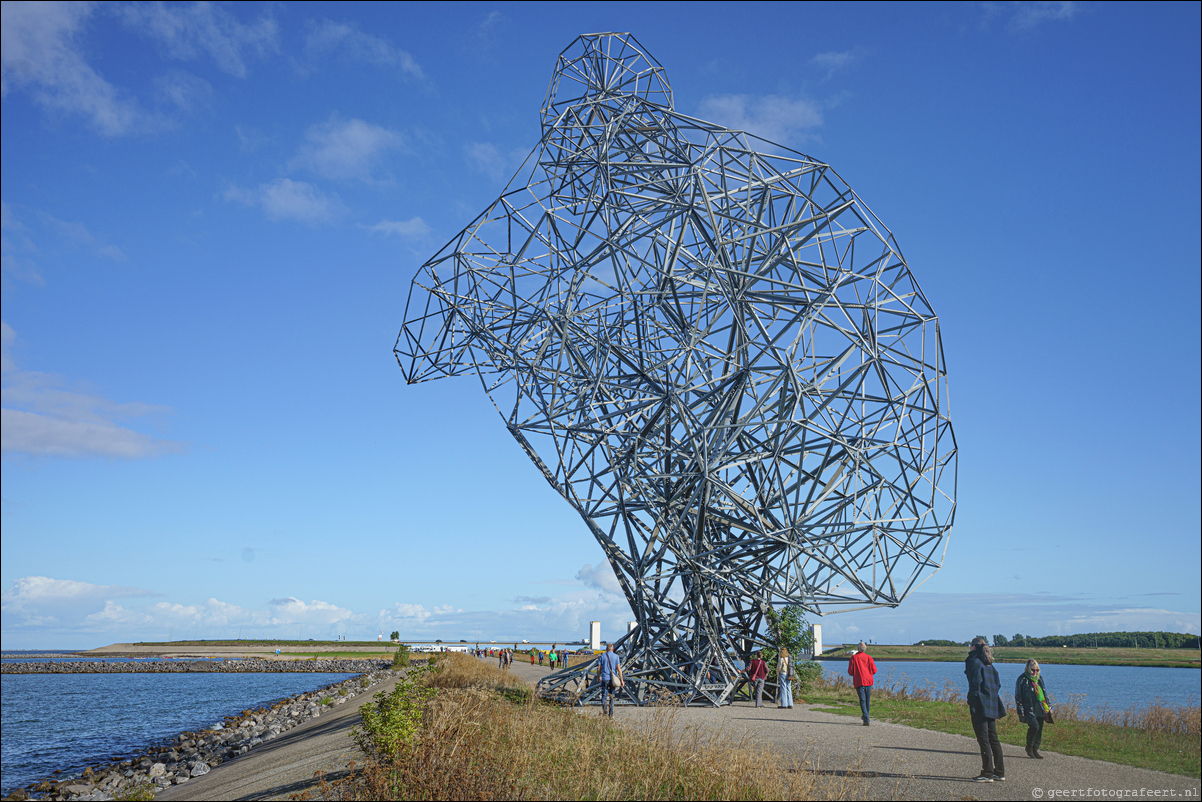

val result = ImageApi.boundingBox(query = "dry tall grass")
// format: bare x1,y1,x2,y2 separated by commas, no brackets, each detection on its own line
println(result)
311,653,858,801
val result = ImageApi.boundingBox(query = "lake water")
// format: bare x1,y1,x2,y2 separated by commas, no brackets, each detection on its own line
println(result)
0,671,356,795
828,660,1201,714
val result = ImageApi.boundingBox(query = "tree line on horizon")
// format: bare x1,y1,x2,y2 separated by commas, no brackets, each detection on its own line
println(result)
914,631,1199,649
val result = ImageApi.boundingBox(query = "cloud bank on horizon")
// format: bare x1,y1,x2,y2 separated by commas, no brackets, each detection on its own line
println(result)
3,572,1198,651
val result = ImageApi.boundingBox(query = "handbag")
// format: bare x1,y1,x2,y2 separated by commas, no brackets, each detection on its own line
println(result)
1045,708,1055,725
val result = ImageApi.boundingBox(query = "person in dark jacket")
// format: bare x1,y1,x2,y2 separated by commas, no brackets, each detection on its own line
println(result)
1015,658,1051,758
965,637,1006,782
747,651,769,707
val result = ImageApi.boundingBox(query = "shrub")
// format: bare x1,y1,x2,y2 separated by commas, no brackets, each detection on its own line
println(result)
793,660,823,695
392,645,410,669
353,671,432,763
113,781,157,802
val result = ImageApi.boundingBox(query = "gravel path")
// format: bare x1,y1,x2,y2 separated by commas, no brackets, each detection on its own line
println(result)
509,661,1199,800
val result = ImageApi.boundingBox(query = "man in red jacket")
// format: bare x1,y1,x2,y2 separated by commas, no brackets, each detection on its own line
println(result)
848,641,877,726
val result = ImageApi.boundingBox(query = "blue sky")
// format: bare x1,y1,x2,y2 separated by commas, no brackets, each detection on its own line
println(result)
2,1,1198,650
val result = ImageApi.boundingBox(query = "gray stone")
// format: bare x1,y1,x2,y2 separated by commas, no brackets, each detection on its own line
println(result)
61,784,94,795
189,763,210,777
148,763,166,778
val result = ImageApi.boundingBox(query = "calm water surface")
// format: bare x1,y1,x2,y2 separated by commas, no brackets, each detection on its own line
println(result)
843,660,1201,713
0,672,355,794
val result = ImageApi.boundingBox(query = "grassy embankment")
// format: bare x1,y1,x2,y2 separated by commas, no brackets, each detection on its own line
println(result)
805,674,1200,778
819,644,1201,668
304,652,860,801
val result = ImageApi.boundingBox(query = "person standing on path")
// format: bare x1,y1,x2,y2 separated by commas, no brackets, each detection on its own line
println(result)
965,636,1007,783
748,651,769,707
848,642,877,725
598,644,623,717
1015,658,1052,759
777,647,795,709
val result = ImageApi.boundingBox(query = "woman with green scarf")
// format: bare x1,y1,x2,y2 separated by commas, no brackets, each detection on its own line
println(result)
1015,658,1052,758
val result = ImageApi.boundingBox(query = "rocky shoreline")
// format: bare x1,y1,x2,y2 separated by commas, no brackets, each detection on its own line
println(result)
4,667,393,801
1,659,389,674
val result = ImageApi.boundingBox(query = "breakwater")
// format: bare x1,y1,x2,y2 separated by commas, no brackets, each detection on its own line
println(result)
1,659,388,675
3,668,392,800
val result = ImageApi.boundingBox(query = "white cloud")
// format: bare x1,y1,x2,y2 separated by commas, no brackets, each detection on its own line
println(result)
119,2,278,78
2,576,157,629
810,49,861,80
224,178,345,225
575,561,624,596
1,571,637,648
153,69,212,113
697,94,823,147
0,1,149,135
268,597,354,625
1,575,364,647
362,217,431,239
3,202,126,289
2,201,44,285
291,117,404,183
1,409,182,459
464,141,529,183
1,322,184,459
375,589,632,644
1002,1,1079,32
304,20,422,80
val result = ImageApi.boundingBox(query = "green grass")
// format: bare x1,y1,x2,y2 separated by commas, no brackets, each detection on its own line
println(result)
807,684,1200,778
819,644,1201,668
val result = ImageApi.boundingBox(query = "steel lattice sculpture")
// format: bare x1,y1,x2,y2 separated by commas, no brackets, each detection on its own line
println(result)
397,33,956,706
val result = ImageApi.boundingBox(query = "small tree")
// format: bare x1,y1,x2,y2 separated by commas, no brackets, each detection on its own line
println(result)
766,606,822,699
389,630,400,642
392,644,411,669
765,605,815,656
993,634,1009,647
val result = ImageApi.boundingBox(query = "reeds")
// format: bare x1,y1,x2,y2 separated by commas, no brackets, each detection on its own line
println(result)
311,653,854,801
1051,694,1200,736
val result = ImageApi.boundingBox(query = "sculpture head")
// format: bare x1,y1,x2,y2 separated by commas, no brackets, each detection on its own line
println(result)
397,33,956,705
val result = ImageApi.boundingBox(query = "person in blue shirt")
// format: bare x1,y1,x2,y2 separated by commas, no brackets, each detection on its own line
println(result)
597,644,623,717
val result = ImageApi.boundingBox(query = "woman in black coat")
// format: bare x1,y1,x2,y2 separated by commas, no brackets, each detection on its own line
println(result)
965,637,1006,782
1015,658,1052,758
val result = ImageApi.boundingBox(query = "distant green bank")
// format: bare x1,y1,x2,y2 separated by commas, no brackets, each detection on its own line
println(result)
819,644,1200,669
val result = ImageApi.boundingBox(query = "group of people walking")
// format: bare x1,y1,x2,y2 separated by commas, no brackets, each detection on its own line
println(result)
575,633,1058,784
